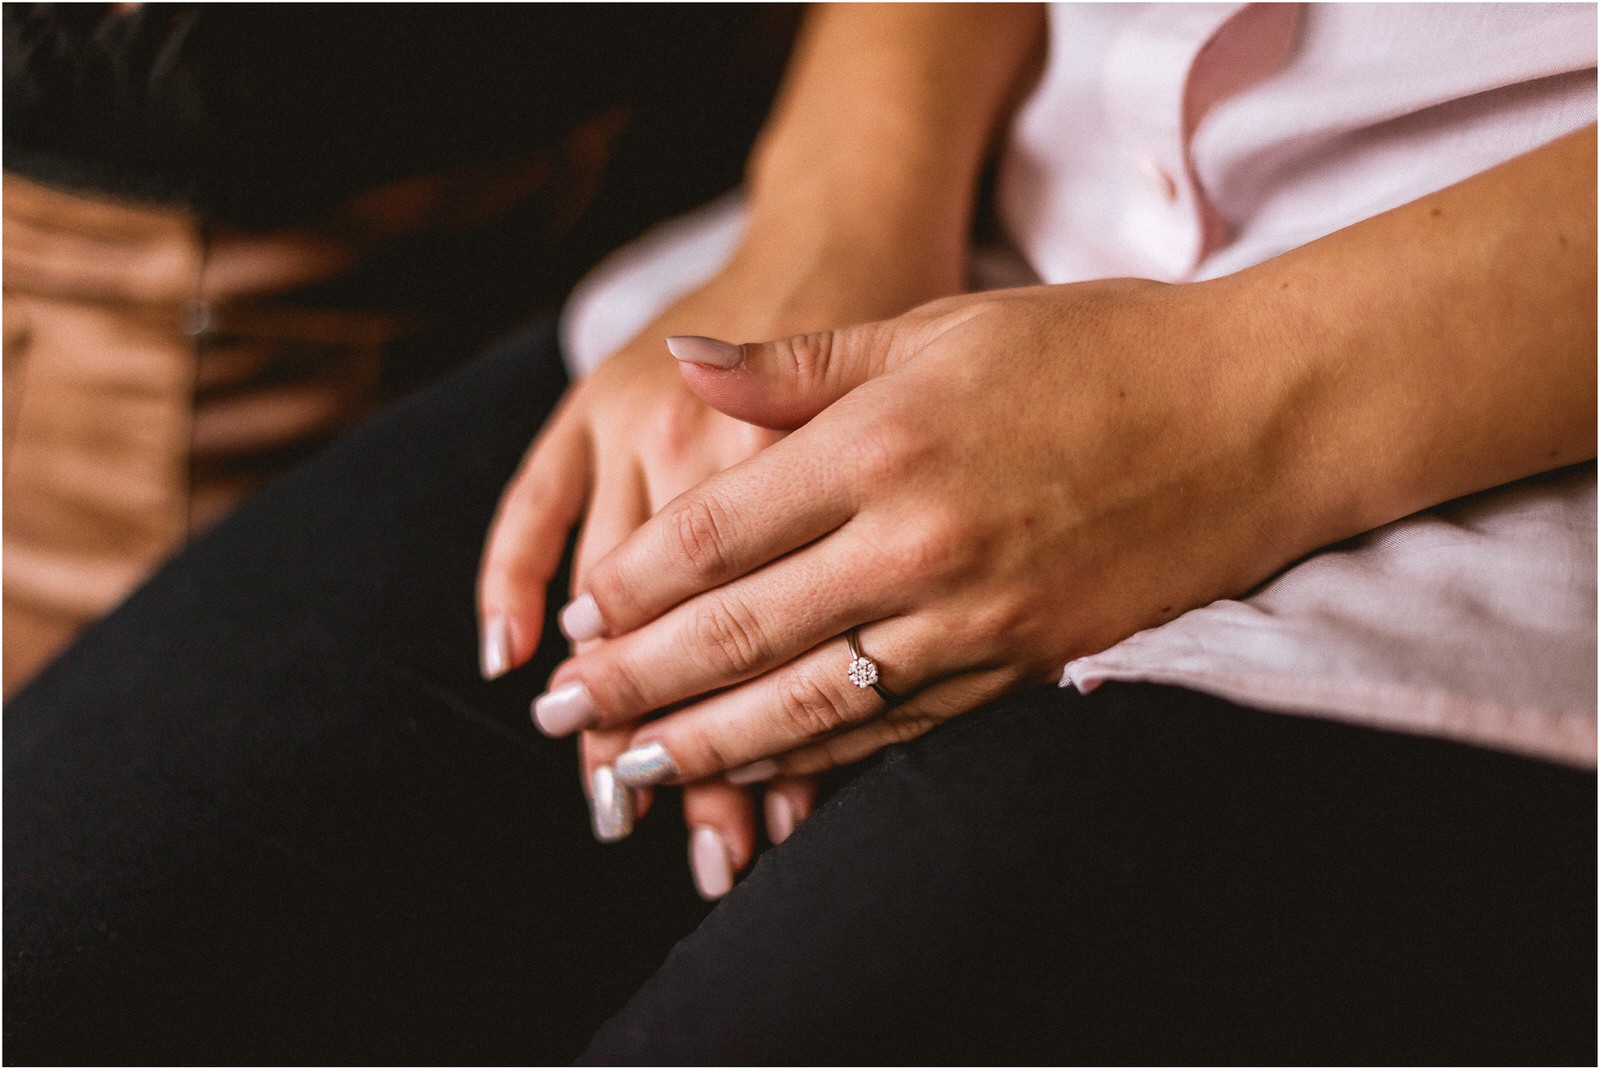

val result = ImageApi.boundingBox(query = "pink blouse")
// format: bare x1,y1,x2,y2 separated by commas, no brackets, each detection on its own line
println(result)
562,3,1598,767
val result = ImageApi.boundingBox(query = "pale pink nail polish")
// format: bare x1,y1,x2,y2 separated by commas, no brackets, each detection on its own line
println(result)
689,826,734,899
531,682,599,736
665,335,745,369
726,758,779,785
480,614,511,680
559,593,605,642
764,791,797,845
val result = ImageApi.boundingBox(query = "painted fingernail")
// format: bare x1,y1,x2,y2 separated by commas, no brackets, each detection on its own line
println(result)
726,758,779,785
665,335,745,369
689,826,734,899
764,791,797,845
480,614,511,680
559,593,605,642
590,765,635,843
614,741,678,787
531,682,599,737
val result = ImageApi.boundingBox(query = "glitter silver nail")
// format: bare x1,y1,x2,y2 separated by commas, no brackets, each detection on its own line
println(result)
614,741,678,787
589,765,634,843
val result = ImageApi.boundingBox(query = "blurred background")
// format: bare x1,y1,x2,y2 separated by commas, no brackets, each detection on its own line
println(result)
2,3,797,693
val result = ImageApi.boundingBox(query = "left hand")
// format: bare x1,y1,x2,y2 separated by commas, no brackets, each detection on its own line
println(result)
538,276,1325,783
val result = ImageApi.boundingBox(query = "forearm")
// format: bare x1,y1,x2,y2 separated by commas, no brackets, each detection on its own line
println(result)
733,2,1046,292
1233,124,1597,549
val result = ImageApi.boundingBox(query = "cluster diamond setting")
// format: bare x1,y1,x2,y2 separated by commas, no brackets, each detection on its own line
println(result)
847,656,880,690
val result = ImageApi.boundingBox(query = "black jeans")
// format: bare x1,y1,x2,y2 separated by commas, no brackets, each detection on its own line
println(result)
6,321,1594,1065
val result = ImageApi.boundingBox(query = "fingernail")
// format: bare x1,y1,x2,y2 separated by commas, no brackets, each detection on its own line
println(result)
764,791,797,845
665,335,745,369
726,758,779,785
531,682,599,737
614,741,678,787
480,614,511,680
559,593,605,642
689,826,734,899
590,765,635,843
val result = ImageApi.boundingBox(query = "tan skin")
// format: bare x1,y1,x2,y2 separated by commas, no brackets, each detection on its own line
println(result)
483,3,1594,894
542,123,1596,787
478,4,1046,885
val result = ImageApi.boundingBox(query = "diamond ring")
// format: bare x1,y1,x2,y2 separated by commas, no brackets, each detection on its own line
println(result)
846,628,899,705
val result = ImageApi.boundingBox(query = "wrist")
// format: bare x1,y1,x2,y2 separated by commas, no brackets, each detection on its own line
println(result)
636,245,956,368
736,3,1040,280
735,176,968,302
1177,271,1379,572
714,212,966,339
1209,259,1481,566
1220,128,1597,561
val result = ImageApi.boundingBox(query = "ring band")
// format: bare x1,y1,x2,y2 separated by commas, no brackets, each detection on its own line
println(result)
846,627,899,705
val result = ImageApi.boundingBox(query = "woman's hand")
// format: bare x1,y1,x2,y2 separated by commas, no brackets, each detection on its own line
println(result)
534,278,1307,781
537,126,1597,786
475,270,779,880
477,241,962,890
479,1,1042,895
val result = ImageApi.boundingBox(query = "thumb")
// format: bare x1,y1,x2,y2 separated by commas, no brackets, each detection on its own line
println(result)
665,324,891,431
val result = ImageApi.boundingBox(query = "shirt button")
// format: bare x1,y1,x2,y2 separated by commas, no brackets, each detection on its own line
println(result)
1136,156,1178,202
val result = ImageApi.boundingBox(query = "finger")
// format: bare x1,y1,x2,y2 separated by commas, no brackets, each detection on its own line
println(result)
532,451,649,738
578,729,646,843
564,424,860,642
681,779,757,901
543,519,905,731
569,455,654,841
763,669,1021,777
761,775,816,846
608,616,975,787
721,764,817,845
477,392,590,679
570,447,648,597
665,320,899,431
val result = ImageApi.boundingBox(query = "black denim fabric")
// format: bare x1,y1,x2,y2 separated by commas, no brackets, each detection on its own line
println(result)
6,321,1594,1064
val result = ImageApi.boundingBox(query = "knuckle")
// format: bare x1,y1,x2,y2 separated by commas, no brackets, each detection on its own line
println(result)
883,514,962,586
582,555,640,628
903,520,959,578
964,591,1036,647
850,423,904,489
672,494,738,582
850,408,933,489
774,669,858,739
689,595,766,678
587,650,651,718
691,728,741,777
772,331,835,388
